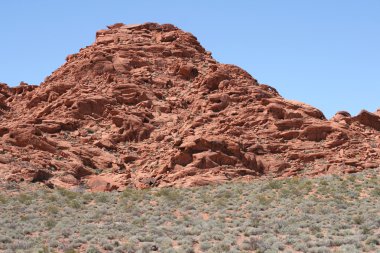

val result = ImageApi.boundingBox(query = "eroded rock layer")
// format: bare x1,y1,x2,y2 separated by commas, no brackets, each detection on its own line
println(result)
1,23,379,191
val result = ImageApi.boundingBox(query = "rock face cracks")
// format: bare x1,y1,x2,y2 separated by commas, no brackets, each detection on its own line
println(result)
0,23,379,191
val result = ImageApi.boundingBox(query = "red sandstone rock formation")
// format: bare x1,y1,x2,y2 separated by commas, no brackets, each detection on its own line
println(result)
0,23,379,191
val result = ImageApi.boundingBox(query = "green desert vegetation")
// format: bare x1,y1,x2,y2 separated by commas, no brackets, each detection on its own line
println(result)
0,169,379,253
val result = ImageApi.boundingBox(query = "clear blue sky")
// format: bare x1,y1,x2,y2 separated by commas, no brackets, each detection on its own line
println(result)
1,1,379,118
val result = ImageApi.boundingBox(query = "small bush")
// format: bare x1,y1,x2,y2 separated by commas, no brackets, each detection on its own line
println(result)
0,194,8,204
45,218,57,230
155,188,182,203
353,215,364,225
200,241,212,251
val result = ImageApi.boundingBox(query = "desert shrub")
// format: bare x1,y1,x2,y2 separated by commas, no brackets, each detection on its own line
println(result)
0,235,12,244
68,200,82,209
240,237,260,251
200,241,212,251
177,245,194,253
0,194,8,204
94,192,110,203
293,242,308,251
17,193,33,204
45,218,57,230
306,246,331,253
353,215,365,225
61,228,73,238
58,188,79,200
211,242,231,252
102,243,113,251
46,204,60,214
49,240,59,248
121,188,149,201
370,187,380,197
266,179,283,190
155,237,172,250
256,193,273,205
63,249,76,253
86,245,101,253
155,188,182,203
365,236,379,246
8,240,34,251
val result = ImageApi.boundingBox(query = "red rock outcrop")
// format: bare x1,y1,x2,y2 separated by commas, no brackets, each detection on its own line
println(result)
0,23,379,190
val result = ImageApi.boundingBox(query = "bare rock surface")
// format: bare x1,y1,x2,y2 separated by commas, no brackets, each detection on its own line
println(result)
0,23,379,190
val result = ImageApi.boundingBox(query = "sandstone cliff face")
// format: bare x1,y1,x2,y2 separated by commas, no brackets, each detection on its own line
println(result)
0,23,379,191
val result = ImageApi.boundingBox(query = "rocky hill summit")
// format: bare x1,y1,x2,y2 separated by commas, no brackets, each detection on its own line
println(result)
1,23,379,191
